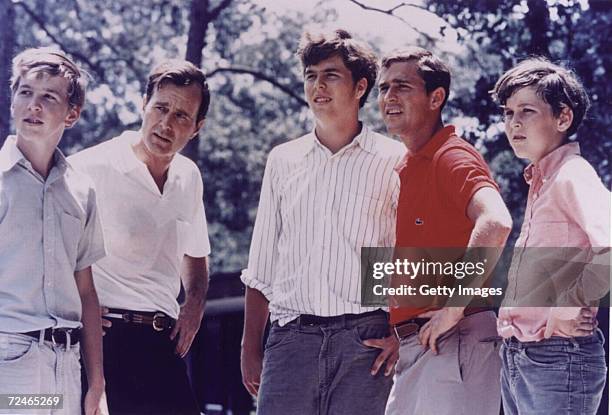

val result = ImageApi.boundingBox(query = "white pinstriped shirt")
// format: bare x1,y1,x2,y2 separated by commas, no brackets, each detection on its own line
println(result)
241,124,405,325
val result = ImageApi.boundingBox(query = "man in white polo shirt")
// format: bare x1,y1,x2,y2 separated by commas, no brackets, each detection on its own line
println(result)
69,60,211,415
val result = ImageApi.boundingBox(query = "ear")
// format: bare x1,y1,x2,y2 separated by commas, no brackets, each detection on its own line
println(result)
429,87,446,111
142,94,149,112
190,118,205,140
64,106,81,129
556,105,573,133
354,78,368,101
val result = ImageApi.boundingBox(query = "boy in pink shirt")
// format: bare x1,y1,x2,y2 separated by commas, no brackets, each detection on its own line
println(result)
491,58,609,415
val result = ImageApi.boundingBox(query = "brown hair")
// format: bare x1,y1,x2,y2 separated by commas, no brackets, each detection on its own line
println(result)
10,47,89,109
491,57,589,137
145,60,210,123
296,29,377,108
381,46,451,109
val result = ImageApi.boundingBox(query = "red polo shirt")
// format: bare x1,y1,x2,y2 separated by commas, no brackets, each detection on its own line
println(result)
390,125,499,324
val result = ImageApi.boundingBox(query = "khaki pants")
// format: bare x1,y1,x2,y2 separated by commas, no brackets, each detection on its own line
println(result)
386,311,501,415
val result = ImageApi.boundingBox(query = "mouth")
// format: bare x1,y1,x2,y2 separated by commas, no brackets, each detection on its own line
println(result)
23,118,43,125
313,97,331,104
511,135,526,142
385,108,403,116
153,133,172,143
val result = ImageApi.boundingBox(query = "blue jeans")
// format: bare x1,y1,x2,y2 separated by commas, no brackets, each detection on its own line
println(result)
500,330,607,415
0,332,82,415
257,311,393,415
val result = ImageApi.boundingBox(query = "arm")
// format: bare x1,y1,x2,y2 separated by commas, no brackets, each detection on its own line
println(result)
170,255,209,357
418,186,512,353
240,287,270,396
75,267,106,415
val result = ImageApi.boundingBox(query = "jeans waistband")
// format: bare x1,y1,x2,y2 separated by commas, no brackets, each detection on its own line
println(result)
503,328,604,349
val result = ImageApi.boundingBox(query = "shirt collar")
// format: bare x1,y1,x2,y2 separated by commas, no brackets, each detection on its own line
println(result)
0,136,26,173
305,123,376,156
0,135,68,177
414,125,456,160
523,142,581,185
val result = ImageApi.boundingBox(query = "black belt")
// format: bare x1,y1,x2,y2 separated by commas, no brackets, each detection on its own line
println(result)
294,309,387,327
394,308,492,340
22,328,80,346
105,308,176,332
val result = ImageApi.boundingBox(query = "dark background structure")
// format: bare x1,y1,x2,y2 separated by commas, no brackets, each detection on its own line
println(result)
1,0,609,413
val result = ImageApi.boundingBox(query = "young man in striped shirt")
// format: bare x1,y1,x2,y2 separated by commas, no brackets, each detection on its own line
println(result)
241,29,405,414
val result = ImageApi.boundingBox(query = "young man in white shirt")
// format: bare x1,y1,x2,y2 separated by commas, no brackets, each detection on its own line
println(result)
0,48,106,415
69,60,211,415
240,29,404,415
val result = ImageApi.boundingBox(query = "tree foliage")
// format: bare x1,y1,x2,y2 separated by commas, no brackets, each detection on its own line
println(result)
0,0,609,271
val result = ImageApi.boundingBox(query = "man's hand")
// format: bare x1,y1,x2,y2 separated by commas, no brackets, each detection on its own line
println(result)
241,345,263,397
363,334,399,376
417,307,464,354
170,301,204,358
545,307,597,338
99,307,112,335
83,382,107,415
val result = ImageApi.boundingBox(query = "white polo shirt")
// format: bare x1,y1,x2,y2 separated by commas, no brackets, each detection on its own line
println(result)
69,130,211,319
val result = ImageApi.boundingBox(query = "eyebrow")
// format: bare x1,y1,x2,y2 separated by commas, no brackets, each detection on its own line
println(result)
18,83,64,95
378,79,413,87
305,67,342,75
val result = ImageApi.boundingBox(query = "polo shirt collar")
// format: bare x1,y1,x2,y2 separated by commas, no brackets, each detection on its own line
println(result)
115,129,182,187
523,142,580,185
307,123,376,156
413,125,456,160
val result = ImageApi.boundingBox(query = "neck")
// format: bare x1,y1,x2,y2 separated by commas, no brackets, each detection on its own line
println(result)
16,135,57,179
314,114,361,154
132,141,172,192
400,119,444,154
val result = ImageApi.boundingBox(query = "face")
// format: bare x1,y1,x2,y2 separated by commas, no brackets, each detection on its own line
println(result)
503,86,571,163
378,60,440,139
303,54,366,123
140,82,204,160
10,71,79,147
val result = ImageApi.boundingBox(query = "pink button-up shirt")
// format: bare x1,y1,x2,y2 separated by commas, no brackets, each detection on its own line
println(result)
498,143,610,341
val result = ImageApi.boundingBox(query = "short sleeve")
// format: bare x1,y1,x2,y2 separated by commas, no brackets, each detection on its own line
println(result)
436,146,499,215
184,168,211,258
75,186,106,271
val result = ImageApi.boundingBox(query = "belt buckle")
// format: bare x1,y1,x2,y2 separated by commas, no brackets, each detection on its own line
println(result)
152,312,166,332
394,322,419,339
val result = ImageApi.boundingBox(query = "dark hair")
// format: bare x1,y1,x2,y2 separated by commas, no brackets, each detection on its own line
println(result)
380,46,451,109
145,59,210,123
296,29,377,108
491,57,589,137
11,47,89,109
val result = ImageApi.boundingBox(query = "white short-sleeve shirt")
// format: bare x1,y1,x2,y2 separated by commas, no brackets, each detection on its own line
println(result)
69,130,211,319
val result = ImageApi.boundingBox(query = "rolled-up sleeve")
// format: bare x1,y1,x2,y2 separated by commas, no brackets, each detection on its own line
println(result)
185,169,211,258
240,152,281,301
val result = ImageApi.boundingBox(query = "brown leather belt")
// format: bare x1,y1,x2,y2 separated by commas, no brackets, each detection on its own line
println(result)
394,308,491,340
105,308,176,332
22,328,80,346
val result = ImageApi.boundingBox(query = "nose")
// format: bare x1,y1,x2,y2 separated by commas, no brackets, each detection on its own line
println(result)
27,97,42,112
159,113,172,132
382,88,397,103
314,76,326,90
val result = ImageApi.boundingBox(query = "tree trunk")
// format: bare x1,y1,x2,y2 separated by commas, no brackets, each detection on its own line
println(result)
525,0,550,56
0,1,15,145
184,0,210,162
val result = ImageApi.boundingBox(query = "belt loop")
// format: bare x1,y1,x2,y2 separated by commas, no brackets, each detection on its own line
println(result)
569,337,579,350
38,329,45,344
65,330,71,351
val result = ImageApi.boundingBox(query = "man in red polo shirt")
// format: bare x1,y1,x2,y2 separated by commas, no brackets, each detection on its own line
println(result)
376,47,513,414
